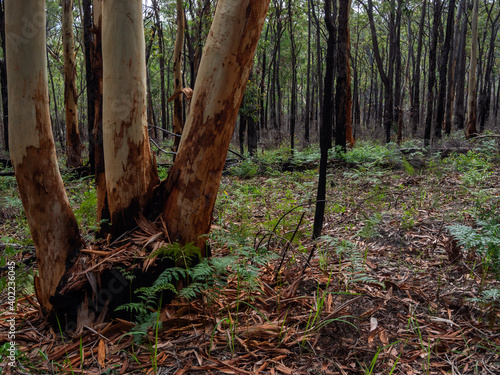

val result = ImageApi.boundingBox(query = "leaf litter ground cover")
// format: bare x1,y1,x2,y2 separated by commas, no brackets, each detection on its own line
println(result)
1,141,500,374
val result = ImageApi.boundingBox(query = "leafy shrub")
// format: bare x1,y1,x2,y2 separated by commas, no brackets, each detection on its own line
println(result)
342,142,401,167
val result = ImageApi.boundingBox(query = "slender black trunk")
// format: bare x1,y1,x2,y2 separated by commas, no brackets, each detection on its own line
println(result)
435,0,455,140
424,0,441,147
313,0,335,239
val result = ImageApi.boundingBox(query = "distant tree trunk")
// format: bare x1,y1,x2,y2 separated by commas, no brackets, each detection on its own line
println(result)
247,112,257,156
47,48,64,149
335,0,353,150
311,0,323,132
352,21,361,138
423,0,441,147
239,112,246,155
313,0,335,239
259,25,268,133
366,0,395,143
446,0,464,135
478,4,500,133
394,0,403,144
304,0,311,144
146,70,157,138
5,0,83,310
435,0,456,140
465,0,479,137
62,0,82,168
102,0,159,236
0,0,8,151
411,0,427,136
152,0,167,140
83,0,95,172
173,0,185,151
276,23,283,134
288,0,297,151
454,0,468,130
162,0,270,254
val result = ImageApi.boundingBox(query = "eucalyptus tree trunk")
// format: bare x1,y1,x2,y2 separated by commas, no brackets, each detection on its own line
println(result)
465,0,479,137
5,0,83,310
102,0,159,236
173,0,185,150
62,0,82,168
162,0,270,254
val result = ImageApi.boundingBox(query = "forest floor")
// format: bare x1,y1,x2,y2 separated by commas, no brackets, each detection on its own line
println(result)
1,136,500,374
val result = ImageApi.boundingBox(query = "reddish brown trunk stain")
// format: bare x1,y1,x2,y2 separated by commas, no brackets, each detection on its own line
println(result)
162,0,270,255
13,75,83,310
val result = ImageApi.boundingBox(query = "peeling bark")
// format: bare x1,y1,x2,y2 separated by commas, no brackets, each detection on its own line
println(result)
163,0,270,254
5,0,83,310
102,0,159,236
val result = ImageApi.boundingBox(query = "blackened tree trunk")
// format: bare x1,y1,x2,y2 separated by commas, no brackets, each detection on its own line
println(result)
90,0,108,236
259,24,269,132
435,0,456,140
288,0,297,151
247,113,257,156
394,0,403,144
366,0,395,143
446,0,465,135
239,113,247,155
423,0,441,147
62,0,82,168
454,0,468,130
304,0,312,144
411,0,427,136
465,0,479,137
152,0,167,140
313,0,335,239
83,0,95,172
478,3,500,133
335,0,353,150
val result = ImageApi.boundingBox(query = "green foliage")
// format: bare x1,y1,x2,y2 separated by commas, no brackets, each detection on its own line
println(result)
447,200,500,274
342,142,400,167
443,150,492,174
357,213,383,240
0,237,35,296
228,158,259,178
